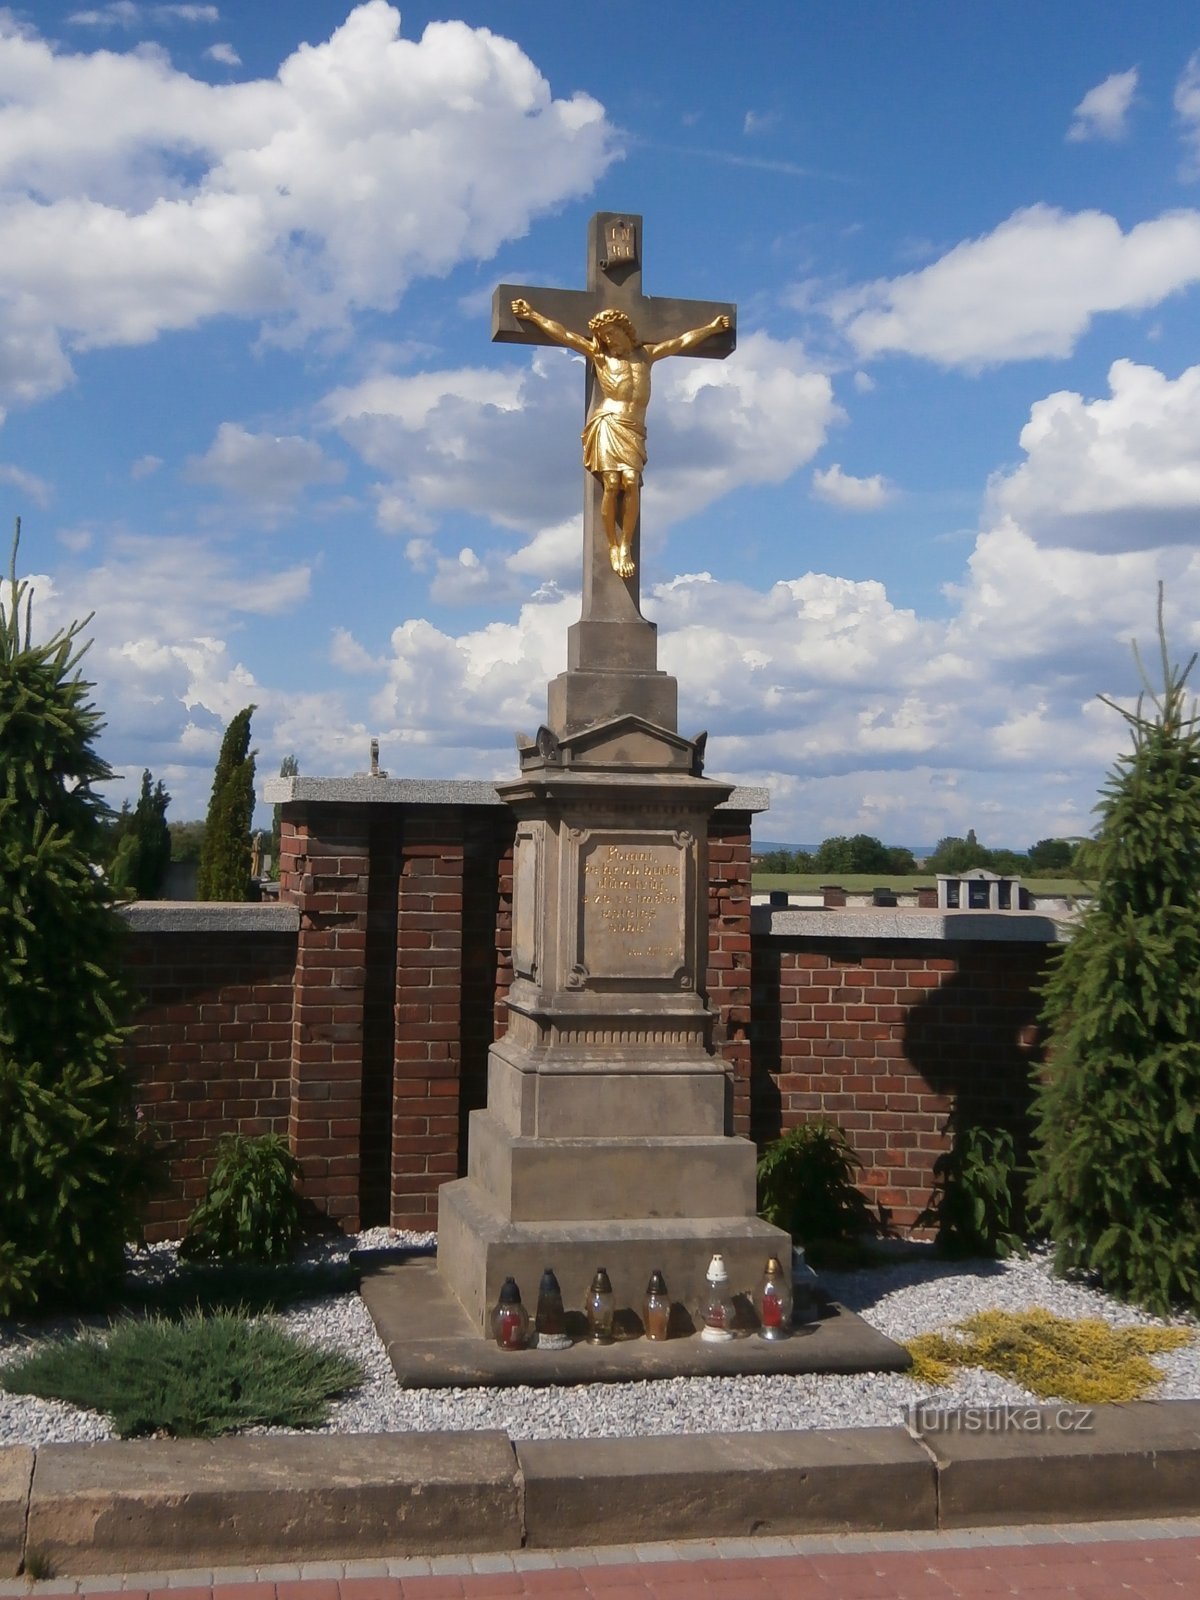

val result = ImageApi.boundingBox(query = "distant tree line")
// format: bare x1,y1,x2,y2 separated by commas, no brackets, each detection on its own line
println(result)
754,827,1083,877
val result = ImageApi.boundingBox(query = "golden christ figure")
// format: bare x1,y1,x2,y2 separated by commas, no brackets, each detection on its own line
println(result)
511,299,731,579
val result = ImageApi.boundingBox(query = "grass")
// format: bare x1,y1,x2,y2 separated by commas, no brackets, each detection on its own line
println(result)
0,1308,364,1437
905,1307,1191,1404
752,873,1091,896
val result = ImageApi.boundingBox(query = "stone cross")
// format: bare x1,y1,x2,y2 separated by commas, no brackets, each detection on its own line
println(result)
492,213,736,627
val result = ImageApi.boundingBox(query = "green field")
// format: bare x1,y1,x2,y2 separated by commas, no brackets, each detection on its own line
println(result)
751,873,1090,897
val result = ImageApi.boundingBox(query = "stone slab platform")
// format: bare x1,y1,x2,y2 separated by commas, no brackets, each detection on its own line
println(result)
358,1255,910,1387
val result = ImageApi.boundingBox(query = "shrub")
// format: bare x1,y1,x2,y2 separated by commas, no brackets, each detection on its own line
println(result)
1,1310,362,1437
905,1307,1190,1404
180,1133,304,1264
0,523,143,1315
1031,592,1200,1316
917,1124,1030,1260
757,1120,877,1264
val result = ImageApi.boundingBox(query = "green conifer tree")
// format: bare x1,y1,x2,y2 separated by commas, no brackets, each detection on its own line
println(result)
197,706,257,901
109,769,171,900
1031,593,1200,1314
0,523,142,1314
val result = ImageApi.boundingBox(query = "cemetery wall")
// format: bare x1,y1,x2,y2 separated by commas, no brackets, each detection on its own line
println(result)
750,923,1051,1230
120,792,1059,1242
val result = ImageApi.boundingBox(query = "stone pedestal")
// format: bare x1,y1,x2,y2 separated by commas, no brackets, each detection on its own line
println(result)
438,721,788,1331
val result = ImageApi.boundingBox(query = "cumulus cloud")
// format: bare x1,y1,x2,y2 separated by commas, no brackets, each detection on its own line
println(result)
204,42,240,67
185,422,345,523
988,360,1200,550
831,205,1200,368
1176,52,1200,177
811,463,893,510
0,4,616,409
1067,68,1138,142
324,332,840,573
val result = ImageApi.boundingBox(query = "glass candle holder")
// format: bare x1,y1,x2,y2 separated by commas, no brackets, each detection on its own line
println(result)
586,1266,615,1344
534,1266,572,1350
643,1269,671,1341
757,1255,792,1341
490,1276,529,1350
699,1252,735,1342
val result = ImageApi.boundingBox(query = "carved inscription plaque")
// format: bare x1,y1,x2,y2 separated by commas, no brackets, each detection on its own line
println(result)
577,831,689,981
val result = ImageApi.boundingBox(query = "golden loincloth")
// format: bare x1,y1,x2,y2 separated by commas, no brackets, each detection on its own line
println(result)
582,411,647,478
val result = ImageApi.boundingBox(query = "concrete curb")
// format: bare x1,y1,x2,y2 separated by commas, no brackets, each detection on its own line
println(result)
3,1402,1199,1576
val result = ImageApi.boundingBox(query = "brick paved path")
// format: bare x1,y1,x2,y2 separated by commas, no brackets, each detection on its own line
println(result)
13,1522,1200,1600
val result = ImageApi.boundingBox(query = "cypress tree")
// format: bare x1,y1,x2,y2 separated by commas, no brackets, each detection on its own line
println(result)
197,706,257,901
0,523,142,1314
1031,592,1200,1315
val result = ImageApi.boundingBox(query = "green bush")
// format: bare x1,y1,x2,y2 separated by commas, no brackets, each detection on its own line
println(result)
180,1133,304,1264
1031,594,1200,1316
0,524,143,1316
757,1120,877,1264
917,1124,1030,1260
1,1310,362,1437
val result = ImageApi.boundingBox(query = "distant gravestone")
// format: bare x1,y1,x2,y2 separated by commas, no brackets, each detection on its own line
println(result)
437,213,788,1329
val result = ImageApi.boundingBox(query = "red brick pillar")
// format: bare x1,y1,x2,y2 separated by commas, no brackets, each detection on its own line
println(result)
707,812,754,1137
391,814,466,1229
284,806,368,1231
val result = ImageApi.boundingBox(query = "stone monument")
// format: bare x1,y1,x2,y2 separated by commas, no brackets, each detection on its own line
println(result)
437,212,789,1330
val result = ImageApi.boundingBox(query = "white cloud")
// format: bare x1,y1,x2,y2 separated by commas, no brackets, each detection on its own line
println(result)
185,422,345,523
69,4,227,26
0,4,616,409
988,360,1200,550
1067,68,1138,143
130,453,162,479
831,205,1200,368
811,462,893,510
204,42,240,67
743,110,780,136
325,332,840,570
0,462,52,507
1176,52,1200,177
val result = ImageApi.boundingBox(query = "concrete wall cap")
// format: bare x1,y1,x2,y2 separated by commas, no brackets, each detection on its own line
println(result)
265,774,770,814
752,907,1064,943
118,902,300,933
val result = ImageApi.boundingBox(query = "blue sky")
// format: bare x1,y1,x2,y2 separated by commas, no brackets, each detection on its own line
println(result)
7,1,1200,847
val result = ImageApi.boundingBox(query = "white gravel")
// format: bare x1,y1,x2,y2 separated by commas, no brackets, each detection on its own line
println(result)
2,1231,1196,1446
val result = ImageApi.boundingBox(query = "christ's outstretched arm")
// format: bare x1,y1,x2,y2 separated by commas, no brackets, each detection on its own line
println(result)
644,314,731,363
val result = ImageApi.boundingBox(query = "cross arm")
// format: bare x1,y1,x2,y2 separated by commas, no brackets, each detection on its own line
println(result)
492,284,737,358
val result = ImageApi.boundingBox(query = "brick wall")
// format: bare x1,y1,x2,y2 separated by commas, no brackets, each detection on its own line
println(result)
123,913,297,1242
706,815,754,1135
750,937,1049,1229
121,787,1058,1244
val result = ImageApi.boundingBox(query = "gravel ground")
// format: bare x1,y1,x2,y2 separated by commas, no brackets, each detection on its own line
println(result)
2,1231,1196,1447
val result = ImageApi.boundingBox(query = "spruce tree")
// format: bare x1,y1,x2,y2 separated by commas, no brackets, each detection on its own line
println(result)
0,523,142,1314
1031,593,1200,1315
197,705,257,900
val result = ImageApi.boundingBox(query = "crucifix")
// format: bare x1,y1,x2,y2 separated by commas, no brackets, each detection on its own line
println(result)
492,213,736,628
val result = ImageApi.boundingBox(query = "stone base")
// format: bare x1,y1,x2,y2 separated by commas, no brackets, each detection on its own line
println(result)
437,1175,791,1334
465,1109,757,1222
